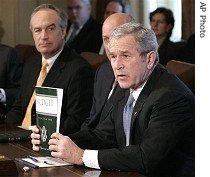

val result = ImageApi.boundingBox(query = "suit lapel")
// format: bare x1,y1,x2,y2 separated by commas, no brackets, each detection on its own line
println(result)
42,48,67,86
129,65,162,143
25,57,41,99
99,81,117,121
43,59,64,86
31,59,41,85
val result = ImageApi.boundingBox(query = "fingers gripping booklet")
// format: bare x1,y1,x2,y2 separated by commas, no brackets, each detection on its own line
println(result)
35,86,63,156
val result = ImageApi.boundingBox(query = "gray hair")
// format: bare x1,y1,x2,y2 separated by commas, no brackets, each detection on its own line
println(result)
29,3,68,30
109,22,159,64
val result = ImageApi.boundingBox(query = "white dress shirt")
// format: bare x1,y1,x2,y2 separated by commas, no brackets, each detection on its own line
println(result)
0,88,6,103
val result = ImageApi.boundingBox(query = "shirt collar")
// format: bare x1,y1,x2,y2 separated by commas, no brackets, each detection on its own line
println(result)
130,81,147,102
42,48,63,72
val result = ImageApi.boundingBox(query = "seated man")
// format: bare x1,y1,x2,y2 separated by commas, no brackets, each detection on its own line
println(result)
103,0,130,20
99,0,131,55
0,44,23,122
81,13,134,130
65,0,102,54
6,4,94,135
31,22,195,176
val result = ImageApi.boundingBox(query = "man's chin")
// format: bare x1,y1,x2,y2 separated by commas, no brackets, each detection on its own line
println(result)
118,83,130,89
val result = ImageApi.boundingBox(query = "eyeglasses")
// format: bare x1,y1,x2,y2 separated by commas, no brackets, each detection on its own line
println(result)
67,5,82,11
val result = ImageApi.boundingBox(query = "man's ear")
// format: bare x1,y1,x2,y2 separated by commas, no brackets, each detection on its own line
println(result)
146,51,156,69
62,27,67,39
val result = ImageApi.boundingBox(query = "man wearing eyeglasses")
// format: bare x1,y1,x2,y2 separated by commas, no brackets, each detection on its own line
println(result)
66,0,102,54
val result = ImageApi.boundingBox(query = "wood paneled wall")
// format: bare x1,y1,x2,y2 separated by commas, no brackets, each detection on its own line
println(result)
182,0,195,40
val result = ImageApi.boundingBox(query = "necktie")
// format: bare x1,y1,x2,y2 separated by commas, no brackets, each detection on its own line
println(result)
22,60,48,127
123,93,135,146
67,24,78,44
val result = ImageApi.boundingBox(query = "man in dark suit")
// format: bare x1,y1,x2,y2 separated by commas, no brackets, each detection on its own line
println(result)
0,44,23,121
80,13,134,130
31,23,195,176
6,4,94,135
80,61,114,129
66,0,102,54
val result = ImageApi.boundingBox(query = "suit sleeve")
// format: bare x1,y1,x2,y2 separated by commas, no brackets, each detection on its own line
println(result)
59,64,94,135
3,48,23,111
80,66,100,130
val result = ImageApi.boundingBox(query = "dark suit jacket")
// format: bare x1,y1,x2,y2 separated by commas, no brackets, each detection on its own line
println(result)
0,44,23,115
6,45,94,135
66,17,102,54
70,64,195,176
158,37,182,66
183,33,195,64
80,61,115,130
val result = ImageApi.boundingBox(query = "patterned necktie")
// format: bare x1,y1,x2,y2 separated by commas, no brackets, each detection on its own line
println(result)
67,24,78,44
22,60,48,127
123,93,135,146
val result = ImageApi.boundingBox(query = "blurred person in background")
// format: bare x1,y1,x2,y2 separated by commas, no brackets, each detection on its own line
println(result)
0,44,23,123
66,0,102,54
103,0,130,20
149,7,181,66
99,0,130,55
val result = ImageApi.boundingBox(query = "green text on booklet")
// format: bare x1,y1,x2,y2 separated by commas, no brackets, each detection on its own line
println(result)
35,86,63,156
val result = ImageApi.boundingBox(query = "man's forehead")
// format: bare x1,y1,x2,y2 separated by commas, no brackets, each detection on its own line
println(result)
32,10,58,20
109,36,137,51
32,10,59,24
109,41,131,52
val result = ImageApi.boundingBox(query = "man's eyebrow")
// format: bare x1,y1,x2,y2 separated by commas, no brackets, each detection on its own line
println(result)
119,50,131,54
103,36,109,40
109,51,115,55
33,23,56,30
121,50,130,53
47,24,56,28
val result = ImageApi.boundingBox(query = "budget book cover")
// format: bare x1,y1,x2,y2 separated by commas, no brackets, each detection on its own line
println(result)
35,86,63,156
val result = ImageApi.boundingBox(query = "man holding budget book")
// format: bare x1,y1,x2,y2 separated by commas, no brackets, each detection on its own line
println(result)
31,22,195,176
5,4,94,135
